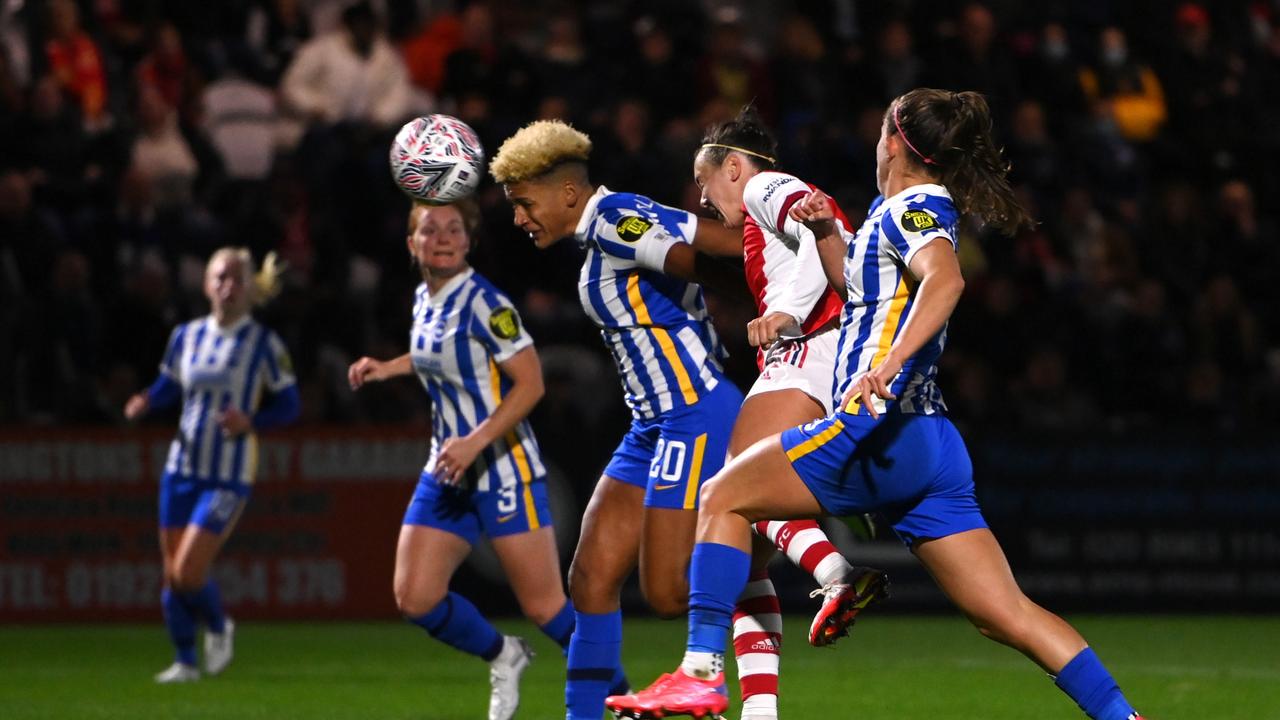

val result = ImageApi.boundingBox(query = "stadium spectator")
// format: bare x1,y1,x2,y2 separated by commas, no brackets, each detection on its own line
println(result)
1079,26,1167,143
43,0,109,129
279,0,411,131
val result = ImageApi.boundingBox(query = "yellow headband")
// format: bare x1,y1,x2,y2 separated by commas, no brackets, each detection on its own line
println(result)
700,143,777,165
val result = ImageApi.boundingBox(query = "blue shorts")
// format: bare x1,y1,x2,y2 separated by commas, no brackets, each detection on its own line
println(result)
159,473,250,534
605,379,743,510
781,410,986,546
403,472,553,545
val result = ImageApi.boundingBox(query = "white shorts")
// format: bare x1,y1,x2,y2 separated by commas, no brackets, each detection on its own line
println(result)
745,325,840,415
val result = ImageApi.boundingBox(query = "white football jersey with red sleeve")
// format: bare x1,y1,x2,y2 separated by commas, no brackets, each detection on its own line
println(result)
741,172,848,336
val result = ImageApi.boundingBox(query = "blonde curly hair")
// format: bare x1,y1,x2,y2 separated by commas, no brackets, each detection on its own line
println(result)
489,120,592,183
207,247,286,307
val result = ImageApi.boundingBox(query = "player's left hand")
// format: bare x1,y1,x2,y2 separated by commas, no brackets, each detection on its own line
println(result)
434,435,483,486
217,408,253,436
747,311,800,348
842,356,902,419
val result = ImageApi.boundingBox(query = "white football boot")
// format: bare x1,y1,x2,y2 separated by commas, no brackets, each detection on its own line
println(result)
488,636,534,720
203,617,235,675
154,662,200,683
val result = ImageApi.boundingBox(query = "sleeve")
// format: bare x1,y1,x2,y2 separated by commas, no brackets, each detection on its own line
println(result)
594,208,694,272
470,291,534,364
879,198,957,267
743,174,830,323
146,374,182,412
157,324,186,382
252,385,301,431
260,331,298,394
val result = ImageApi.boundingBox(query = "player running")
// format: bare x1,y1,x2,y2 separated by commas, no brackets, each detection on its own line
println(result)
124,247,300,683
348,200,573,720
609,89,1150,720
691,108,888,719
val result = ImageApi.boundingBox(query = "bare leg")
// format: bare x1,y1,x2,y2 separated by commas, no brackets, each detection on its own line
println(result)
913,528,1087,673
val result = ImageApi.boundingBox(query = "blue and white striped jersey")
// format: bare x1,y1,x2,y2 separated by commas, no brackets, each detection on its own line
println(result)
410,269,547,494
832,184,959,415
160,315,296,484
574,186,727,420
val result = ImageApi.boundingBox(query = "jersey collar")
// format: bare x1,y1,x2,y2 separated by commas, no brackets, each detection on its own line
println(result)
573,185,611,248
423,267,474,306
881,183,951,207
207,313,253,336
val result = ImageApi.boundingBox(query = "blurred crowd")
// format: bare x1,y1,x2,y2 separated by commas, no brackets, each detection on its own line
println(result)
2,0,1279,463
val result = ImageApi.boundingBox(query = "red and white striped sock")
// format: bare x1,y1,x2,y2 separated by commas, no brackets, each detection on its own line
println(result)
754,520,852,587
732,570,782,719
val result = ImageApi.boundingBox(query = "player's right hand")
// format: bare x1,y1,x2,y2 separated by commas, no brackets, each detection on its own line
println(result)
788,190,836,237
347,357,386,390
123,392,149,420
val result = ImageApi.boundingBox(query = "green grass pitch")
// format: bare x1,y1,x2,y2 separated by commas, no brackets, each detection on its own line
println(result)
1,616,1277,719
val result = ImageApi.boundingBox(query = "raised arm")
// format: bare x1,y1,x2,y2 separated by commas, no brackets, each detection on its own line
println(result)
787,190,849,300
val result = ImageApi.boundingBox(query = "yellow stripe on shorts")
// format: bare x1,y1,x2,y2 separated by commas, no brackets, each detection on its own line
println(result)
785,419,846,463
683,433,708,510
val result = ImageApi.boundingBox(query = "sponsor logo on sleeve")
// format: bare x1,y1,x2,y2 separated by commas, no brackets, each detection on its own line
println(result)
900,209,938,232
488,307,521,340
615,216,653,242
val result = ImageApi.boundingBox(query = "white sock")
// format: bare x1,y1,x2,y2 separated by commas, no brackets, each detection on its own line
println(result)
740,693,778,719
680,651,723,679
814,552,854,587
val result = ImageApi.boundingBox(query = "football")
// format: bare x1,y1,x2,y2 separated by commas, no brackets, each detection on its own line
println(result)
389,114,486,204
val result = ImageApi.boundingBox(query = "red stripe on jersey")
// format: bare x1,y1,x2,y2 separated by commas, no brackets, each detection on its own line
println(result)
799,188,852,334
775,190,810,233
741,213,769,318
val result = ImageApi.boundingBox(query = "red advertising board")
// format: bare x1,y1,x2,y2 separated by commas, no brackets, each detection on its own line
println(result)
0,427,430,621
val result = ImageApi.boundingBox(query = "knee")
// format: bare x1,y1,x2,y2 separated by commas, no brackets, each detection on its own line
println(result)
970,605,1035,650
698,476,730,515
169,564,207,593
394,577,445,618
518,594,568,627
568,557,618,611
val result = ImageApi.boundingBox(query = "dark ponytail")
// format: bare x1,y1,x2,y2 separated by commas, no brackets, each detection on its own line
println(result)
698,105,780,170
888,88,1031,235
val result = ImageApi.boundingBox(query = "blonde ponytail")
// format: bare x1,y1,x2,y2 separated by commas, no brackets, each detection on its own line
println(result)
253,251,285,306
206,246,287,308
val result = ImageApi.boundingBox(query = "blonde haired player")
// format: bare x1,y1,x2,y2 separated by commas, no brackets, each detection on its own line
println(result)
125,248,299,683
491,121,868,720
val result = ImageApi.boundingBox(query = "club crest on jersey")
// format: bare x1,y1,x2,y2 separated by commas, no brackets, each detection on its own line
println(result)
489,307,521,340
901,209,938,232
615,216,652,242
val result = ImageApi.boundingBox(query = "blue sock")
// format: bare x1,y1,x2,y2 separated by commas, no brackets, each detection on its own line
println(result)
540,600,576,653
1054,647,1139,720
183,581,226,634
608,666,631,697
161,588,197,666
407,593,504,661
687,543,751,654
566,610,622,720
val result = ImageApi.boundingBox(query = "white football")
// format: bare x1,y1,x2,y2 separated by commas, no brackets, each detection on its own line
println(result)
389,114,485,204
